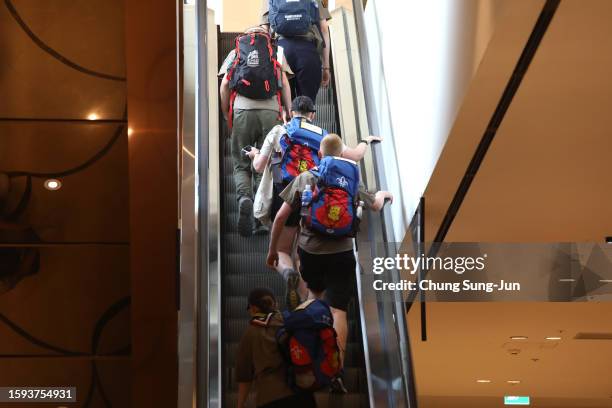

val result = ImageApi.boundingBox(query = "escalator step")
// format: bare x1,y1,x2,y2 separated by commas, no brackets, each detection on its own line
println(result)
315,392,370,408
224,233,269,254
224,274,286,296
224,339,364,368
224,193,239,213
226,366,366,393
223,391,368,408
224,253,276,275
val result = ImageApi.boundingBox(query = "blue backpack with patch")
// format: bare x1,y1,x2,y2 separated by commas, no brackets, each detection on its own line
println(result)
269,0,320,37
277,299,342,391
272,117,327,187
303,156,361,237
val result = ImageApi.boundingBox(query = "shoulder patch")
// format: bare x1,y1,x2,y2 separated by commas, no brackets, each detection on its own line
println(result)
300,120,324,135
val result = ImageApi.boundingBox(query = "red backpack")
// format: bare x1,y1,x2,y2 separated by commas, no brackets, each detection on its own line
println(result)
277,299,342,391
226,31,282,129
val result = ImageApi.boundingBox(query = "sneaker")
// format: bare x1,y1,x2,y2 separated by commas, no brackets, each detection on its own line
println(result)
282,268,301,311
237,196,254,237
330,376,348,394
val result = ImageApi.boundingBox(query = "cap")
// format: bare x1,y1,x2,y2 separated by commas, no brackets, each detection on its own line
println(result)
247,287,276,310
291,95,316,113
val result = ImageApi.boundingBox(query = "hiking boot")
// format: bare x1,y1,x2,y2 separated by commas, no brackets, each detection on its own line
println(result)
237,196,254,237
330,376,348,394
282,268,301,311
253,219,269,235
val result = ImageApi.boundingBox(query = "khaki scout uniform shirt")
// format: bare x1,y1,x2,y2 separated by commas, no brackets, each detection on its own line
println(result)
235,312,294,406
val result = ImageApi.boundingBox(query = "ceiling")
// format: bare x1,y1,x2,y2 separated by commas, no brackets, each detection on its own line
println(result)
411,0,612,406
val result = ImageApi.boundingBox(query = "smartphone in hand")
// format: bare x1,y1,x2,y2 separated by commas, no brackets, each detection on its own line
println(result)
241,146,253,156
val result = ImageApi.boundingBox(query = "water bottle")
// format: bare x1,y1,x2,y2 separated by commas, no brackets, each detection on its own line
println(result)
300,184,312,217
356,201,364,219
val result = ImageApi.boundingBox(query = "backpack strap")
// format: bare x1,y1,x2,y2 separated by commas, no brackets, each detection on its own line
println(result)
250,312,274,327
227,90,238,130
226,35,242,82
276,91,283,122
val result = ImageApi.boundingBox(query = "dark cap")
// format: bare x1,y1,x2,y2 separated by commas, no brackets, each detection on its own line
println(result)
247,287,277,310
291,95,316,113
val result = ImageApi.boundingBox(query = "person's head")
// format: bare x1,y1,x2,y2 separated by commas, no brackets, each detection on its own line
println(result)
290,96,316,121
247,287,277,315
320,133,344,158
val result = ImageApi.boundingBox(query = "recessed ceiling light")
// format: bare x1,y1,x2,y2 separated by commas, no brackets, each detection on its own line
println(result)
476,379,492,383
545,336,562,341
44,179,62,191
507,380,521,384
87,113,99,120
606,236,612,244
510,336,528,340
127,127,134,136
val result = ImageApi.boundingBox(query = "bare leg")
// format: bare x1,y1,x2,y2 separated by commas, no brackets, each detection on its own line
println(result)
275,226,298,273
277,226,303,310
331,307,348,368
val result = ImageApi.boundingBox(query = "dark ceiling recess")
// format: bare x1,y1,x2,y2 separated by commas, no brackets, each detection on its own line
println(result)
574,332,612,340
606,237,612,244
406,0,562,311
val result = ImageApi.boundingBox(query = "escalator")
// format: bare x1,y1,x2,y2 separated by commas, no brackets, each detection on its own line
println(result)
218,32,370,407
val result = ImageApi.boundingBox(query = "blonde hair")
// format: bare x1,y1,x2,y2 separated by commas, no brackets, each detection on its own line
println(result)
320,134,344,157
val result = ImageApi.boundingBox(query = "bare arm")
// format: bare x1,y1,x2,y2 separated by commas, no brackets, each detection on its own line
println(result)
220,74,230,121
342,142,368,162
237,382,251,408
320,19,331,87
253,150,270,173
267,202,292,268
246,147,269,173
281,71,292,118
371,191,393,211
342,136,383,162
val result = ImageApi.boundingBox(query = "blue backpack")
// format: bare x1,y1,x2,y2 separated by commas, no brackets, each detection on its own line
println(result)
277,299,342,391
303,156,361,237
269,0,320,37
272,117,327,187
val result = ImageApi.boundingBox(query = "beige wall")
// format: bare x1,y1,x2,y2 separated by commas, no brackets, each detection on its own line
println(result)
222,0,263,32
220,0,348,32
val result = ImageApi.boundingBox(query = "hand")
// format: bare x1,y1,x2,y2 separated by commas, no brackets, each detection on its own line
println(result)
282,110,290,124
321,68,331,87
266,251,279,269
246,147,259,160
365,135,383,144
384,191,394,204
